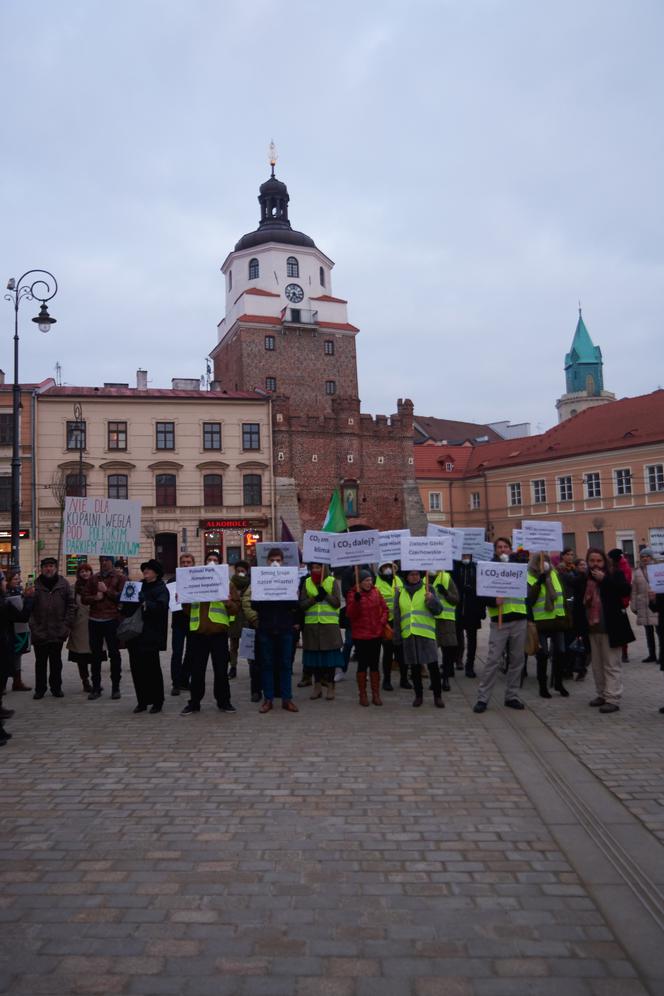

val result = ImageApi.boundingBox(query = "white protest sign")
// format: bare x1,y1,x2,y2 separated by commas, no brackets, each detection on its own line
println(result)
250,566,300,601
476,561,528,599
302,531,332,564
120,580,141,603
239,627,256,659
378,530,410,563
400,535,452,571
477,541,496,561
176,564,229,604
649,528,664,555
256,542,300,566
64,497,142,557
646,563,664,593
330,530,381,567
462,528,488,556
427,523,465,561
166,581,181,612
522,519,563,552
512,529,524,549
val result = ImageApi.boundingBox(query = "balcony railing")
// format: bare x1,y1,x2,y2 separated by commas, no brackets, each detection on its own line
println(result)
283,307,318,325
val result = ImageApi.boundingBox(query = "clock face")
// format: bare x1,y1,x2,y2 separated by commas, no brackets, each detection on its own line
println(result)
285,283,304,303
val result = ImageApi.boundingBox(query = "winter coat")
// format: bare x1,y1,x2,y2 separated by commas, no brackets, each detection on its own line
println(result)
228,574,251,637
67,594,91,655
345,586,388,640
574,570,635,649
631,566,658,626
29,574,75,645
300,577,342,651
81,569,125,621
392,581,442,668
0,592,33,680
451,561,485,629
433,573,460,648
121,579,169,652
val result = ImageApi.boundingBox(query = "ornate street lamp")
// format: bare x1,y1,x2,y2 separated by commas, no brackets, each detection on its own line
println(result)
4,270,58,568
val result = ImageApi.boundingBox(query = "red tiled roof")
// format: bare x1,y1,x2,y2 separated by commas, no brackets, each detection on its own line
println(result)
40,386,263,401
310,294,348,304
415,445,476,479
234,287,280,304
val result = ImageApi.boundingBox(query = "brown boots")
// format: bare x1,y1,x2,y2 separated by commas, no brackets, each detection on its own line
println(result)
357,672,382,706
357,672,369,706
12,670,31,691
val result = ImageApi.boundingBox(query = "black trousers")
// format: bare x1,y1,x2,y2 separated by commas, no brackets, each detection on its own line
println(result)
34,642,64,694
188,632,231,708
411,659,441,698
170,625,191,688
381,637,394,680
455,622,478,666
440,645,457,679
128,647,164,707
355,638,382,673
89,619,122,690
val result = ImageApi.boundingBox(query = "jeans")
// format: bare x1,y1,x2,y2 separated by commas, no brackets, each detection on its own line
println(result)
34,642,64,694
258,631,294,701
477,618,527,705
188,632,231,708
341,626,353,670
89,619,122,691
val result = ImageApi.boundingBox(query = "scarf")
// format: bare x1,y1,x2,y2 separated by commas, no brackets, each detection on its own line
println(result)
584,578,602,627
528,557,556,612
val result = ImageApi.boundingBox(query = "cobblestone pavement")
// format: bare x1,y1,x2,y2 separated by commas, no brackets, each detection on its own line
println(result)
0,623,663,995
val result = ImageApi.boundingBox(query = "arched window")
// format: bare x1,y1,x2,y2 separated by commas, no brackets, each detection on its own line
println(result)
203,474,223,506
227,269,232,291
325,380,336,395
243,474,262,507
319,266,325,287
108,474,128,500
156,474,177,507
248,258,259,280
286,256,299,277
65,472,86,497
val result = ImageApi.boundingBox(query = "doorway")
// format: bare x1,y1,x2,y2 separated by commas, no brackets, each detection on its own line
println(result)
155,532,178,578
615,531,635,567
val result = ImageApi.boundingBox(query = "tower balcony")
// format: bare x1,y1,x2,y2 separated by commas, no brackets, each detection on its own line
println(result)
282,307,318,325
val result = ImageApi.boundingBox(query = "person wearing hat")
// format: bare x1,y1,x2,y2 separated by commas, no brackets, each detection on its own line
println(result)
29,557,75,699
346,569,388,706
120,560,169,713
82,554,125,700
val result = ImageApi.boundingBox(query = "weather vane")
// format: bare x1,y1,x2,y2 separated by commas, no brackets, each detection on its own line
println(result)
268,140,278,177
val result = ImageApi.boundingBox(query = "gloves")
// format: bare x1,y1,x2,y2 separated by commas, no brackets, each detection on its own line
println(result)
315,590,326,602
354,591,362,602
538,572,548,584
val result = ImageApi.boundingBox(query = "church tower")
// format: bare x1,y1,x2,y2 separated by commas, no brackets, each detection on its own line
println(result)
555,308,615,422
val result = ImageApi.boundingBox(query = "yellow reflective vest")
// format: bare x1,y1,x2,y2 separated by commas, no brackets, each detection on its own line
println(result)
189,601,230,631
432,571,456,620
398,585,436,641
375,574,403,622
527,570,565,623
304,575,339,625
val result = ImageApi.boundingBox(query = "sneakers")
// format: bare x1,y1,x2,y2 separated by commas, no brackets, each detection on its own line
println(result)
218,703,236,713
505,699,525,710
334,669,346,683
473,701,487,714
180,703,199,715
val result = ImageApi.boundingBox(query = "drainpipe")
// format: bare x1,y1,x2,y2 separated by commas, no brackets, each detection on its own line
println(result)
448,480,454,527
31,389,38,571
482,471,490,536
267,396,276,541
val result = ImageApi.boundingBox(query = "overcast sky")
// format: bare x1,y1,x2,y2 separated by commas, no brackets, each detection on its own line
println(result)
2,0,663,432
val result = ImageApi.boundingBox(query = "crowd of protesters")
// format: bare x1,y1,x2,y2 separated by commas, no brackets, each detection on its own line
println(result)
1,539,663,745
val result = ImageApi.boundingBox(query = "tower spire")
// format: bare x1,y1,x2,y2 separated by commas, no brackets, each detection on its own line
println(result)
268,140,277,178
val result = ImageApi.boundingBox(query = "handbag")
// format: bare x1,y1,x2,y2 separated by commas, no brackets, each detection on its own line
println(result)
383,623,394,641
525,621,540,656
117,606,144,643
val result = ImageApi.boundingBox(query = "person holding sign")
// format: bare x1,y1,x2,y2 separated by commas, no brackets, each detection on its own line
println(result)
473,538,527,714
300,563,343,701
253,549,300,714
120,560,169,714
527,552,569,698
82,555,125,701
392,570,445,708
430,569,459,692
346,570,388,706
375,562,406,691
180,567,240,717
452,555,484,679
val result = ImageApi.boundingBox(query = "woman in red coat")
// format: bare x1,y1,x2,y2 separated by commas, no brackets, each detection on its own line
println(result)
345,570,388,707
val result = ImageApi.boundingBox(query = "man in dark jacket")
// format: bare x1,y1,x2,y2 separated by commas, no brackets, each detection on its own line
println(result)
452,555,485,678
82,555,125,700
29,558,75,699
253,549,300,714
123,560,169,714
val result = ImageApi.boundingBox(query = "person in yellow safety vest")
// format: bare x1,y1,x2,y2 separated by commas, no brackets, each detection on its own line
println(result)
299,563,343,701
431,569,460,693
527,552,569,699
473,537,528,714
392,569,445,708
180,564,241,716
375,562,407,691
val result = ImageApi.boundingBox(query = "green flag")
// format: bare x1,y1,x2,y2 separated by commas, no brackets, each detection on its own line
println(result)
322,489,348,532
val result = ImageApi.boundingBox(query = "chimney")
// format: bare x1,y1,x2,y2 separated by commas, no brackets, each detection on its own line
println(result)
136,369,148,390
0,370,5,385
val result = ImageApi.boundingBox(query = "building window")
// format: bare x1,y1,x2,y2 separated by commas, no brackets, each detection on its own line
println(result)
429,492,441,512
532,479,547,504
562,532,576,552
107,421,127,451
588,529,604,549
286,256,299,277
66,420,86,451
242,423,260,450
265,335,275,351
319,266,325,287
265,376,277,392
342,482,358,518
243,474,262,506
0,414,13,446
508,482,522,506
468,491,480,510
614,468,632,496
108,474,128,500
248,258,259,280
228,269,232,291
156,422,175,450
203,474,223,506
0,477,11,511
324,339,335,356
156,474,176,507
65,472,86,497
203,422,221,450
444,461,454,472
558,476,573,502
646,464,664,493
325,380,336,396
584,472,602,499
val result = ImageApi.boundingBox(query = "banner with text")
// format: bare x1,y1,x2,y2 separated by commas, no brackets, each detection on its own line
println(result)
250,566,300,601
239,627,256,658
302,531,332,565
647,563,664,593
427,524,465,561
175,564,230,604
378,529,411,563
649,528,664,555
400,535,453,571
64,497,142,557
462,528,488,557
512,529,524,549
476,561,528,599
256,542,300,566
522,519,563,552
330,530,381,567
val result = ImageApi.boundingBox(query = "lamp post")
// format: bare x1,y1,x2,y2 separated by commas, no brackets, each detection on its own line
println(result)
4,270,58,569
